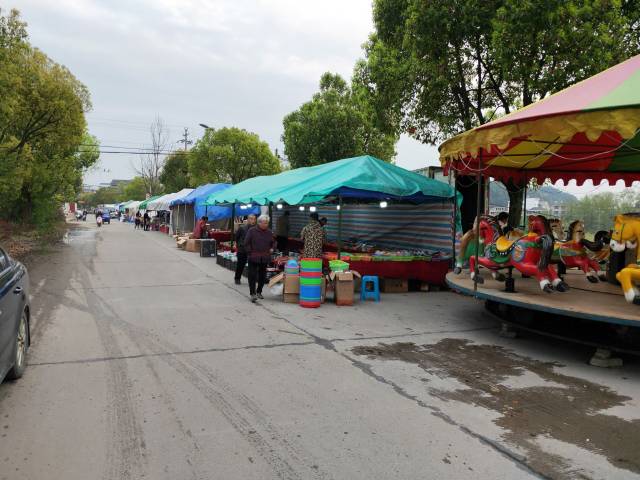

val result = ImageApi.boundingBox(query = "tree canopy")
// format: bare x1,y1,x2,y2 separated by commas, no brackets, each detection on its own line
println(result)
0,8,96,224
282,72,398,169
189,127,281,185
360,0,640,225
160,151,191,192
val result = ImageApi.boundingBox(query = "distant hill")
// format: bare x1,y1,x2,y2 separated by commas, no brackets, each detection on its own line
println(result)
489,182,577,207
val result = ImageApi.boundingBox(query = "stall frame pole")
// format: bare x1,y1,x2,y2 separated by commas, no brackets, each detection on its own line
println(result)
473,151,483,293
337,195,344,260
182,203,186,234
268,202,273,229
229,203,235,250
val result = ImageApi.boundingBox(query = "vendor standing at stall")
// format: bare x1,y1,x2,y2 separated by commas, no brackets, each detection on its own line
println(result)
275,211,290,253
234,214,257,285
193,216,209,239
301,212,325,258
244,215,275,303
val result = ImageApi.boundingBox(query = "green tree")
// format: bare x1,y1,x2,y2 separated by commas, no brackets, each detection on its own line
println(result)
362,0,639,225
0,8,95,224
282,72,397,169
160,151,191,191
189,127,281,185
565,189,640,233
121,176,148,200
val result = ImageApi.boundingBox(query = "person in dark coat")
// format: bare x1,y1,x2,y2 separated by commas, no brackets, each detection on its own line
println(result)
244,215,275,302
234,214,256,285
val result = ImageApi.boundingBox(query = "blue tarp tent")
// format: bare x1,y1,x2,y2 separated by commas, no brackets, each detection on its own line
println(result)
170,183,260,221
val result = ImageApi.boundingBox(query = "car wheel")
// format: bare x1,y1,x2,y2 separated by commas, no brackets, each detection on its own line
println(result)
6,311,28,380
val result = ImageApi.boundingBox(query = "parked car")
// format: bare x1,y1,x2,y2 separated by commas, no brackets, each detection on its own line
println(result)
0,246,30,382
109,210,119,219
101,212,111,224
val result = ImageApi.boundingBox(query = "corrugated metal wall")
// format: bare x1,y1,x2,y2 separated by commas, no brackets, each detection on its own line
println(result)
272,201,457,254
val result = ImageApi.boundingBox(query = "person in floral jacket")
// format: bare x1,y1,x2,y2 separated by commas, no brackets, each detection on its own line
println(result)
301,212,325,259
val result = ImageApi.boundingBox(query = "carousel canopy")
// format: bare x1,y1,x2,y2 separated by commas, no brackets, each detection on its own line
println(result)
439,54,640,186
205,155,455,206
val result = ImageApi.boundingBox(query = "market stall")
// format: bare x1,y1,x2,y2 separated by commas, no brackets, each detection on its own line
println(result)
205,155,460,286
169,183,260,234
145,189,194,234
440,54,640,328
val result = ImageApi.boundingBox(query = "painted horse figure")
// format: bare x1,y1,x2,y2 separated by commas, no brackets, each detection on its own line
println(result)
470,215,568,292
610,213,640,304
550,220,608,283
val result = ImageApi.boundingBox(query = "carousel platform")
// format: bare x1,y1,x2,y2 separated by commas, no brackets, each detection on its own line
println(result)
447,269,640,327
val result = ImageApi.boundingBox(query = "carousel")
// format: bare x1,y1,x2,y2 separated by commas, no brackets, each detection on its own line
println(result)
440,55,640,362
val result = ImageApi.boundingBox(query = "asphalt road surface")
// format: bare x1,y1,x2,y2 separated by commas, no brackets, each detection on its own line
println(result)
1,220,639,480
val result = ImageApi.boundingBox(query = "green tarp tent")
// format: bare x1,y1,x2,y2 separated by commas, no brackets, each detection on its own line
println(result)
204,155,455,206
138,195,163,210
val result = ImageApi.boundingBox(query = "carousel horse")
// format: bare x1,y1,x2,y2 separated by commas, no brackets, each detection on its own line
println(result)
549,218,565,240
610,213,640,303
552,220,608,283
469,215,568,292
454,218,523,277
528,216,609,282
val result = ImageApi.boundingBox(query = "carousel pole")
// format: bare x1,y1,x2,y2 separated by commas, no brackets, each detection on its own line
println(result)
450,169,457,269
473,151,483,293
337,195,344,260
522,176,528,230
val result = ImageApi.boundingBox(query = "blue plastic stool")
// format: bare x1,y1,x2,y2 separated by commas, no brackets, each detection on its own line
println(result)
360,275,380,302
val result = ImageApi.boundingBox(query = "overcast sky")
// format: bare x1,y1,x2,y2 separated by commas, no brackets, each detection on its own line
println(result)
12,0,637,197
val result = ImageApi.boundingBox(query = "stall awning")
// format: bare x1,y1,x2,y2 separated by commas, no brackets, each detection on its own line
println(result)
204,155,456,206
147,189,194,211
138,195,162,211
439,54,640,186
169,183,260,220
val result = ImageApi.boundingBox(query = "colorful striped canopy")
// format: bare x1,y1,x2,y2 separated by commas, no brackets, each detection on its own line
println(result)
439,55,640,186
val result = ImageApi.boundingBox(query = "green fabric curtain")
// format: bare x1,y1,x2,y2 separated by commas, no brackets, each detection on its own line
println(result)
204,155,455,206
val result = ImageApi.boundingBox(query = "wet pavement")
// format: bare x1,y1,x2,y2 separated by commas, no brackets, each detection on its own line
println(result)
1,220,638,479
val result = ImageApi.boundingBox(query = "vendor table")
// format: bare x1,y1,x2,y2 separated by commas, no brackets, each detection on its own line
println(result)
207,230,232,242
347,259,450,285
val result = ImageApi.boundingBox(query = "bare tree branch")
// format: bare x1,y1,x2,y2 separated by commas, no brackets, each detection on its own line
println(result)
132,115,170,196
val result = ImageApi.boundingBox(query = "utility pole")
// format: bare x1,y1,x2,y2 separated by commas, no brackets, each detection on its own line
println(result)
177,127,193,151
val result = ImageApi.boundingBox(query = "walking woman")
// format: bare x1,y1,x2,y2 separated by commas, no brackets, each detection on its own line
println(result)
243,215,275,303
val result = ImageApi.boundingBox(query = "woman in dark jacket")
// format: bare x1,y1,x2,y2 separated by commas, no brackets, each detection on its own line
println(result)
244,214,275,302
234,214,256,284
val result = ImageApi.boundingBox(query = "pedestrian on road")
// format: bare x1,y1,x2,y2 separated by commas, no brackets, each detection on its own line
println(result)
143,211,150,231
275,210,290,253
244,214,275,302
135,211,141,229
234,214,257,285
300,212,325,259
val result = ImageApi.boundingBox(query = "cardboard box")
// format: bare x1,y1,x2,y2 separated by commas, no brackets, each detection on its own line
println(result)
268,272,284,287
330,271,361,306
185,239,201,253
283,293,299,304
381,278,408,293
284,274,300,294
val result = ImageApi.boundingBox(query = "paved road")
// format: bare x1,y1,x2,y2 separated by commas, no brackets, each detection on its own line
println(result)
1,220,639,480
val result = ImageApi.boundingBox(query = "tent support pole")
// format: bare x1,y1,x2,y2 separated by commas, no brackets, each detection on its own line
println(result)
268,202,273,229
182,203,186,234
473,151,483,293
337,195,343,260
230,203,235,250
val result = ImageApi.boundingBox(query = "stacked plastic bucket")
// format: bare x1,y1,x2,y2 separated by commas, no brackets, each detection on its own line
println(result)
299,258,322,308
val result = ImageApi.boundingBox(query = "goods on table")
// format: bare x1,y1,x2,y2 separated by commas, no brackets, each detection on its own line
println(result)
285,259,300,275
299,258,322,308
329,260,349,272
